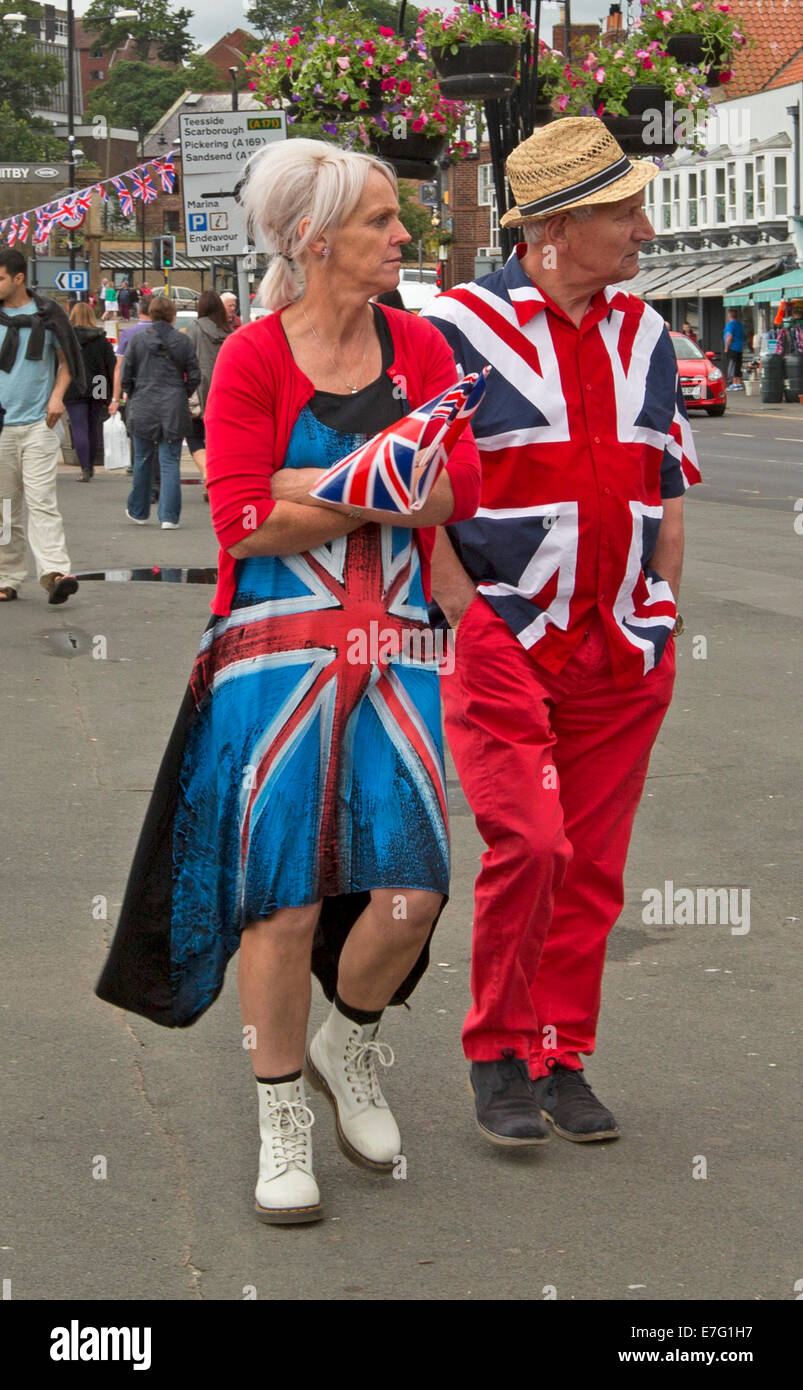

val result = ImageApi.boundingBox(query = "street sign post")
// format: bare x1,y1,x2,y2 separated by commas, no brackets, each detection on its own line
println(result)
179,111,286,261
54,269,89,292
33,257,91,290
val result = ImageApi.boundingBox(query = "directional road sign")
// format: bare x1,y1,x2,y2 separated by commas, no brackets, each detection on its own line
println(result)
179,111,286,259
54,269,89,292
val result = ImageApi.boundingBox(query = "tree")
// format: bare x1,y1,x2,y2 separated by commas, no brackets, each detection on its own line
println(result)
86,58,219,142
0,2,64,123
246,0,419,43
397,181,437,262
82,0,195,65
0,103,66,162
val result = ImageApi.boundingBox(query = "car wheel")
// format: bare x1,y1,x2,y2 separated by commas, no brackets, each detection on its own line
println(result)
705,404,726,416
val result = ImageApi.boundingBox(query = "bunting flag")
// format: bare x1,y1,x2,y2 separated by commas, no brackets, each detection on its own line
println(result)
151,153,175,193
111,176,134,217
130,166,157,204
1,151,179,247
310,369,490,516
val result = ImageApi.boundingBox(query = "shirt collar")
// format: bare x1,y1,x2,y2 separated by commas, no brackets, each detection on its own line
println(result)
502,245,637,332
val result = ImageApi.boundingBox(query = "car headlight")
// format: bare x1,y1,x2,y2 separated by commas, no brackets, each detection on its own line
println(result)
708,368,723,382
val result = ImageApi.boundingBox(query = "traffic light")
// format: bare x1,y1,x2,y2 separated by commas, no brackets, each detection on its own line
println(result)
150,235,176,270
435,262,444,291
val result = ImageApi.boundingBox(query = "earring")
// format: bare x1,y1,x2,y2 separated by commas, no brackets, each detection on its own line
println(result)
320,247,329,257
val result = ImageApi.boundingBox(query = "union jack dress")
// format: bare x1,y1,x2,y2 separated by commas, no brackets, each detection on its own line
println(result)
97,383,450,1028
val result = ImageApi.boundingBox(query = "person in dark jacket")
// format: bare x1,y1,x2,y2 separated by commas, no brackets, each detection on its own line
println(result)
180,289,230,500
121,295,200,528
65,302,117,481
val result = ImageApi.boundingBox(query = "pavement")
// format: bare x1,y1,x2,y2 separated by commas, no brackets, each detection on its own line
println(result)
1,429,800,1304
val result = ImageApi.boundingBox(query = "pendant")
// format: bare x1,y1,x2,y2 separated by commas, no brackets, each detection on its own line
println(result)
351,386,358,394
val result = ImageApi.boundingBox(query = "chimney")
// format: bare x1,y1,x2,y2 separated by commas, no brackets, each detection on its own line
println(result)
606,3,623,33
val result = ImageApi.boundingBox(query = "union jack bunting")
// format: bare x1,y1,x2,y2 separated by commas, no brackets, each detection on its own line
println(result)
93,182,108,201
111,176,133,217
151,154,175,193
131,167,157,204
16,212,29,244
6,218,18,247
53,196,78,224
310,368,489,515
33,208,53,245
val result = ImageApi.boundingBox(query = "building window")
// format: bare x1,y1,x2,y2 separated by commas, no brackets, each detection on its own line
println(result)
726,161,737,221
755,157,765,217
743,163,754,220
688,172,698,227
672,174,681,226
714,167,726,223
661,175,671,229
774,156,788,216
89,69,104,80
477,163,500,252
699,169,707,225
163,210,180,233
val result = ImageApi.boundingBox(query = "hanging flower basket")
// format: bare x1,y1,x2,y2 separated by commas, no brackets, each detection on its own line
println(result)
599,113,677,159
665,33,705,66
431,41,520,100
376,131,447,180
625,82,667,116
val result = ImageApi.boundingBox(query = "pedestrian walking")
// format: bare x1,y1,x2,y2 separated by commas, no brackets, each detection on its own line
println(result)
101,280,118,321
121,296,200,528
0,247,85,604
118,279,131,321
179,289,231,499
724,310,745,390
64,302,116,481
423,118,701,1146
95,139,481,1224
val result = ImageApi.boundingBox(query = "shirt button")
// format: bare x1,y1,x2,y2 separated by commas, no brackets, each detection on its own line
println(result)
603,486,611,494
594,436,601,444
586,383,592,390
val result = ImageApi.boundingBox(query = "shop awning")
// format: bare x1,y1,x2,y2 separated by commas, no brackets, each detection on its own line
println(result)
624,255,781,301
723,268,803,306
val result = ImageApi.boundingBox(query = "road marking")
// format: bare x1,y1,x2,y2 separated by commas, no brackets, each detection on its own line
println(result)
700,453,803,466
721,432,755,437
773,437,803,443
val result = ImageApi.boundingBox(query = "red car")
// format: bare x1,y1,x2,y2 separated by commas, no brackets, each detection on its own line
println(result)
670,332,726,416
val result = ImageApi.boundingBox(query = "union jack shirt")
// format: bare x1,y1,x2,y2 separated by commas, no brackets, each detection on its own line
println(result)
424,247,702,688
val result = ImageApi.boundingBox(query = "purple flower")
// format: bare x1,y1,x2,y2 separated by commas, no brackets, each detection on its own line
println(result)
322,122,338,135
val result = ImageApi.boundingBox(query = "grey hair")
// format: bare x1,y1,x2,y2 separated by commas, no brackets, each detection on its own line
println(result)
241,138,398,310
521,205,595,246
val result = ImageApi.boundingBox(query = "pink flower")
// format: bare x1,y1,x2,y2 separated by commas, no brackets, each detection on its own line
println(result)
557,93,569,111
594,67,606,84
614,48,624,59
336,56,350,70
363,55,374,66
656,8,673,23
674,81,687,96
398,78,412,94
691,2,705,8
378,26,395,36
411,116,426,132
641,58,655,70
287,34,299,47
718,69,733,81
380,76,396,91
326,36,335,46
716,4,731,11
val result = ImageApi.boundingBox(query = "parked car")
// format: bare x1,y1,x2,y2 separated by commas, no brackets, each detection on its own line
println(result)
150,284,200,307
670,332,726,416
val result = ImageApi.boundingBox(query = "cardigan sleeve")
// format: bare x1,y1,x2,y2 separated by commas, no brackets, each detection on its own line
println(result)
204,328,278,552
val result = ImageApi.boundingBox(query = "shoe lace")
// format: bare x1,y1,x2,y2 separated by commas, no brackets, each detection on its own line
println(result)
266,1098,314,1165
344,1036,395,1105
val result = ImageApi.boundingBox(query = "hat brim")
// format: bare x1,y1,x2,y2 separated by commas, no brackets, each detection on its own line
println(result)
499,158,659,229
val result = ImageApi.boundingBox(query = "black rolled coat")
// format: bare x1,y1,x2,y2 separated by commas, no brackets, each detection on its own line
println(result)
121,320,201,442
64,325,116,405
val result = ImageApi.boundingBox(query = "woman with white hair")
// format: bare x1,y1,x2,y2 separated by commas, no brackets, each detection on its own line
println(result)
96,139,480,1225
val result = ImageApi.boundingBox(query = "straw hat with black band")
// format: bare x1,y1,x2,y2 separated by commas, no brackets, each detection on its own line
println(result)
499,117,659,228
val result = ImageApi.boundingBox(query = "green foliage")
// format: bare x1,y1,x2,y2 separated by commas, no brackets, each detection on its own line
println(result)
86,61,190,139
182,52,227,92
397,181,436,259
82,0,195,65
0,103,66,161
245,0,418,43
0,3,63,123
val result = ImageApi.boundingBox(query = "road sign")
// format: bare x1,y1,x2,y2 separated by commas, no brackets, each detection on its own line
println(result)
33,257,91,290
57,208,86,231
179,110,286,259
54,269,89,292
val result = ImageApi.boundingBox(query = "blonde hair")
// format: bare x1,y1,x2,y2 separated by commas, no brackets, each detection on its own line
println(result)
241,138,398,310
70,301,97,328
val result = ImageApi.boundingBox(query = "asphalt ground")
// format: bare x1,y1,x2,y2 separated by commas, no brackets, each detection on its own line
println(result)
1,402,800,1309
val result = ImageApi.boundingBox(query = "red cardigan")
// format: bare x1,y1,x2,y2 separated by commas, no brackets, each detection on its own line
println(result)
204,305,481,616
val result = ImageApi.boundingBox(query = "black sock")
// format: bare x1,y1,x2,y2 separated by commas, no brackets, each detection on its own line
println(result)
256,1069,302,1085
334,991,384,1026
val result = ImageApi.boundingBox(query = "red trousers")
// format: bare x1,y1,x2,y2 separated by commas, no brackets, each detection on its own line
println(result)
442,599,675,1077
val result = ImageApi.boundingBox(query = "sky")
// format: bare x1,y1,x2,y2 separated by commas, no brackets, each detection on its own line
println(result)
73,1,628,57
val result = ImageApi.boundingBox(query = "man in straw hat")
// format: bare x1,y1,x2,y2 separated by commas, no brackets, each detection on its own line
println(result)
424,118,701,1147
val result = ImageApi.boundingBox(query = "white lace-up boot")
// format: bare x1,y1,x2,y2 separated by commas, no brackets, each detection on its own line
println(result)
306,1004,401,1171
254,1077,323,1224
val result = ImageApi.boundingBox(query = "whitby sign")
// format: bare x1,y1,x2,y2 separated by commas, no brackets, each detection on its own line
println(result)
0,163,69,182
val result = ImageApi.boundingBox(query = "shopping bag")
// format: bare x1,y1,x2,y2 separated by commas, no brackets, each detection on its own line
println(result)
103,413,130,471
309,368,489,515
